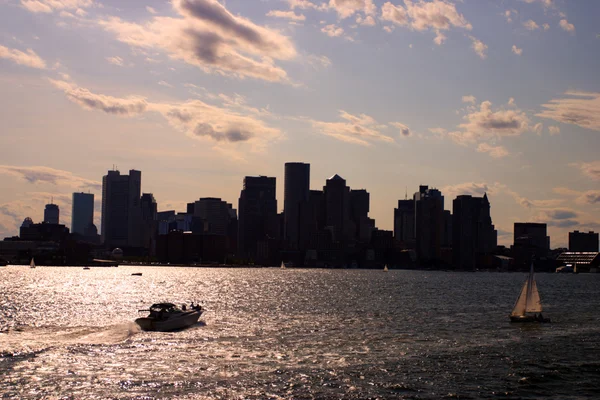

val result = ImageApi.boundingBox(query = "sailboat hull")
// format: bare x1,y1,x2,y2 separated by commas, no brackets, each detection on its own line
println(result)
510,315,551,323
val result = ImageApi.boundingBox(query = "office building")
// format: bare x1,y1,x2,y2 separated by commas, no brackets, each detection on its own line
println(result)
284,162,310,250
140,193,157,254
71,192,94,235
350,189,373,243
514,223,550,251
569,231,599,252
101,169,142,249
414,185,444,263
238,176,277,259
453,194,497,269
323,174,351,242
193,197,235,236
394,199,415,248
44,203,59,224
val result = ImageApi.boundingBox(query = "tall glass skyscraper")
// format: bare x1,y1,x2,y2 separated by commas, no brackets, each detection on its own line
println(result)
284,162,310,249
71,192,94,235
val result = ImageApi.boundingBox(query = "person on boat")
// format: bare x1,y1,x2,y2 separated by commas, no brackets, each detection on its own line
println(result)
182,304,187,311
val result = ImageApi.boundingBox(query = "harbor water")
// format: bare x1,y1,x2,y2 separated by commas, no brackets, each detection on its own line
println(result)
1,266,599,399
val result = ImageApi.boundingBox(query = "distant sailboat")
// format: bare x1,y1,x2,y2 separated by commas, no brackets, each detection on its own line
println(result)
383,264,389,272
510,262,550,323
280,261,286,269
30,258,36,269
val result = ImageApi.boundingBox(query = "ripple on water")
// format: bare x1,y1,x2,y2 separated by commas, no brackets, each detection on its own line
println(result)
1,266,600,399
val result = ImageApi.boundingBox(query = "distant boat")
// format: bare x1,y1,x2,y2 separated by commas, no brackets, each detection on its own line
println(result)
280,261,286,269
510,262,550,323
83,267,90,270
132,272,143,276
30,258,36,269
383,264,389,272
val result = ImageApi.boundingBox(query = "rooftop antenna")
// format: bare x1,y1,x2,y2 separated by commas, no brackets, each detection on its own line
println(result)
405,187,408,200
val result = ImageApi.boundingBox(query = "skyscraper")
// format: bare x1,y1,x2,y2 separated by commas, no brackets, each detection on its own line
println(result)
140,193,157,254
101,169,142,249
394,199,415,248
453,194,497,269
43,203,59,224
414,185,445,263
71,192,94,235
193,197,234,236
323,174,351,242
569,230,598,252
284,162,310,250
238,176,277,259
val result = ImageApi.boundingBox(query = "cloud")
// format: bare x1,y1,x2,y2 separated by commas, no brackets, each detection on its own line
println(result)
575,161,600,181
20,0,93,13
548,126,560,135
356,15,376,26
307,54,332,68
536,91,600,132
450,99,530,144
441,182,491,199
0,45,46,69
391,122,411,137
542,23,550,30
521,0,553,7
532,122,543,135
49,79,148,116
380,2,408,26
287,0,327,10
462,95,476,104
381,0,472,45
321,24,345,37
477,143,509,158
309,111,394,146
523,19,539,30
106,56,124,66
98,0,297,83
511,45,523,55
146,6,157,14
266,10,306,21
49,79,281,151
556,187,600,205
559,19,575,33
329,0,375,19
470,36,487,59
0,165,101,190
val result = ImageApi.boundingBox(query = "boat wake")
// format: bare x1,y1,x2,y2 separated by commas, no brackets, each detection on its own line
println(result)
0,322,141,354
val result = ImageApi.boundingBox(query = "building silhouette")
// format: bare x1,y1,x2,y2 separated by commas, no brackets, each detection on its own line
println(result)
394,199,415,249
71,192,94,235
568,230,598,252
44,203,59,224
192,197,235,236
514,223,550,251
284,162,310,250
140,193,157,255
452,194,497,269
323,174,351,242
414,185,445,263
238,176,277,260
101,169,142,249
349,189,374,243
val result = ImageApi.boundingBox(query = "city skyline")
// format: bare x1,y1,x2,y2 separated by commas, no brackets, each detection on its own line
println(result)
1,0,600,248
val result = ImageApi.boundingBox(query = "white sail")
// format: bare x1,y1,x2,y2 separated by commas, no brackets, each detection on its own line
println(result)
511,280,529,316
30,258,35,268
383,265,388,271
280,261,286,269
526,279,543,313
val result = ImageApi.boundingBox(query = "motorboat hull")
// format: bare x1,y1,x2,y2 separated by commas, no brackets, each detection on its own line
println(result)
510,315,551,323
135,310,202,332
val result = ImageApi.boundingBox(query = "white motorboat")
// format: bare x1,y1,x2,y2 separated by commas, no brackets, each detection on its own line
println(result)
135,303,203,332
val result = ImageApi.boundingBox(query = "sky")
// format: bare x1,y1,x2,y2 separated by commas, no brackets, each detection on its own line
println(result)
0,0,599,248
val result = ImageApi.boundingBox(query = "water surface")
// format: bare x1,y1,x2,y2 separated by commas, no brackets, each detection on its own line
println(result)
1,266,599,399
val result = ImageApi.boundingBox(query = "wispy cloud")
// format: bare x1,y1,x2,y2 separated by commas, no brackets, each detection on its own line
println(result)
559,19,575,33
0,45,46,69
470,36,487,59
321,24,345,37
523,19,539,30
309,110,394,146
98,0,297,83
537,91,600,132
266,10,306,21
20,0,93,14
477,143,509,158
511,45,523,55
106,56,124,66
329,0,375,19
0,165,100,190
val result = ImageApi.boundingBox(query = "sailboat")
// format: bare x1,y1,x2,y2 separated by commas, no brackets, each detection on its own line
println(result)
510,262,550,323
30,258,36,269
280,261,286,269
383,264,389,272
